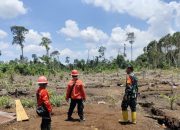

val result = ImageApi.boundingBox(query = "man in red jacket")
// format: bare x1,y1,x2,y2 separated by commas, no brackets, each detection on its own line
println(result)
36,76,52,130
66,70,86,122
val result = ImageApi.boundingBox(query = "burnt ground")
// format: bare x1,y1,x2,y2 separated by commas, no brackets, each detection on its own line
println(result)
0,70,180,130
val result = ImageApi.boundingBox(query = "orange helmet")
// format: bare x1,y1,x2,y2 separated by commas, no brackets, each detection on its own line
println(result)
37,76,48,84
71,70,79,76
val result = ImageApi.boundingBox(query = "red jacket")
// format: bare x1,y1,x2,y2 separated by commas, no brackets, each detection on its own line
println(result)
36,87,52,112
66,79,86,100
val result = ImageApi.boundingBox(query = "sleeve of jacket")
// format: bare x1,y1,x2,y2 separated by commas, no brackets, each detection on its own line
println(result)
66,83,71,99
41,91,52,112
80,82,86,99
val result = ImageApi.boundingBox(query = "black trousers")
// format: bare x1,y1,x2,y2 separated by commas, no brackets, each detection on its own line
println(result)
121,95,137,112
68,99,84,119
41,112,51,130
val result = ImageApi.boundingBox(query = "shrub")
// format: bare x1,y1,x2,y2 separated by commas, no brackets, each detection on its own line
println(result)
50,94,65,107
0,80,11,91
59,73,64,80
21,98,36,108
50,91,65,107
160,94,180,110
0,96,13,108
0,72,4,78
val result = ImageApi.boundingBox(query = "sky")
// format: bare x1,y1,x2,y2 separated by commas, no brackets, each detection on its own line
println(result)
0,0,180,63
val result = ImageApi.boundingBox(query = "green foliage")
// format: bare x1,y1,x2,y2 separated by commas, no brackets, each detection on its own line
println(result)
0,31,179,74
98,46,106,60
0,96,13,108
0,61,65,76
59,73,64,80
0,71,4,78
115,55,127,69
49,90,65,107
0,63,10,73
0,80,11,91
29,79,33,86
136,32,180,69
21,98,36,108
160,94,180,110
40,37,52,56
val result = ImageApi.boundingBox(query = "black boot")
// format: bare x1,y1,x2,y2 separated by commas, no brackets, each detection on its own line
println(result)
47,123,51,130
66,116,74,121
79,116,85,122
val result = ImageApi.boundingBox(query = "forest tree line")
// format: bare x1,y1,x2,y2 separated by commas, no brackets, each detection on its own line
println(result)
0,26,179,76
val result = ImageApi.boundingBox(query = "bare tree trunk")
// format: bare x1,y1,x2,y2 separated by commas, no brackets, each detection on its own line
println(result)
47,48,49,57
21,46,24,60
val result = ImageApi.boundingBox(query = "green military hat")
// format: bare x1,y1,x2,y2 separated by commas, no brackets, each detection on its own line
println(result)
127,64,134,71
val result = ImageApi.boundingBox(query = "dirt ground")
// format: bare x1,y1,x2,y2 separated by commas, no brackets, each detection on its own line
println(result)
1,104,165,130
1,70,180,130
0,87,175,130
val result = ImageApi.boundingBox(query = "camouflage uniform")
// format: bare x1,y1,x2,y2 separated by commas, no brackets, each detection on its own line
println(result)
121,73,138,112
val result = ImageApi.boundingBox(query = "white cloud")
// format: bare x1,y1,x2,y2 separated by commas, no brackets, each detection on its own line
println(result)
59,20,80,38
25,29,42,45
23,29,53,56
0,0,27,19
0,42,9,49
24,44,45,54
3,50,16,58
88,48,99,57
107,27,126,48
83,0,163,20
60,48,74,57
81,26,109,43
0,29,7,39
59,48,84,64
59,19,157,60
41,32,52,39
60,20,155,53
105,25,156,60
59,19,109,47
83,0,180,37
25,29,52,44
80,0,180,60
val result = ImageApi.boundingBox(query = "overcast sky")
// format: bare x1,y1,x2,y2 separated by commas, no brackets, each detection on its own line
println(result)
0,0,180,63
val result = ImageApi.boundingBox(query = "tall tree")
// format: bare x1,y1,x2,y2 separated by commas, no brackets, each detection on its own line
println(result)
40,37,52,56
146,40,159,68
11,26,29,60
98,46,106,61
50,50,60,60
159,34,176,67
126,32,135,61
172,32,180,67
65,56,70,65
116,54,126,69
32,54,38,63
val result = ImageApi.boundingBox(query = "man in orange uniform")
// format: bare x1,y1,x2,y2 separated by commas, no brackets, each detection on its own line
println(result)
36,76,52,130
66,70,86,122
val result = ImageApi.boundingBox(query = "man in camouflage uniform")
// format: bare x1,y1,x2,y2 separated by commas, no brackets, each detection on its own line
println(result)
120,65,138,124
